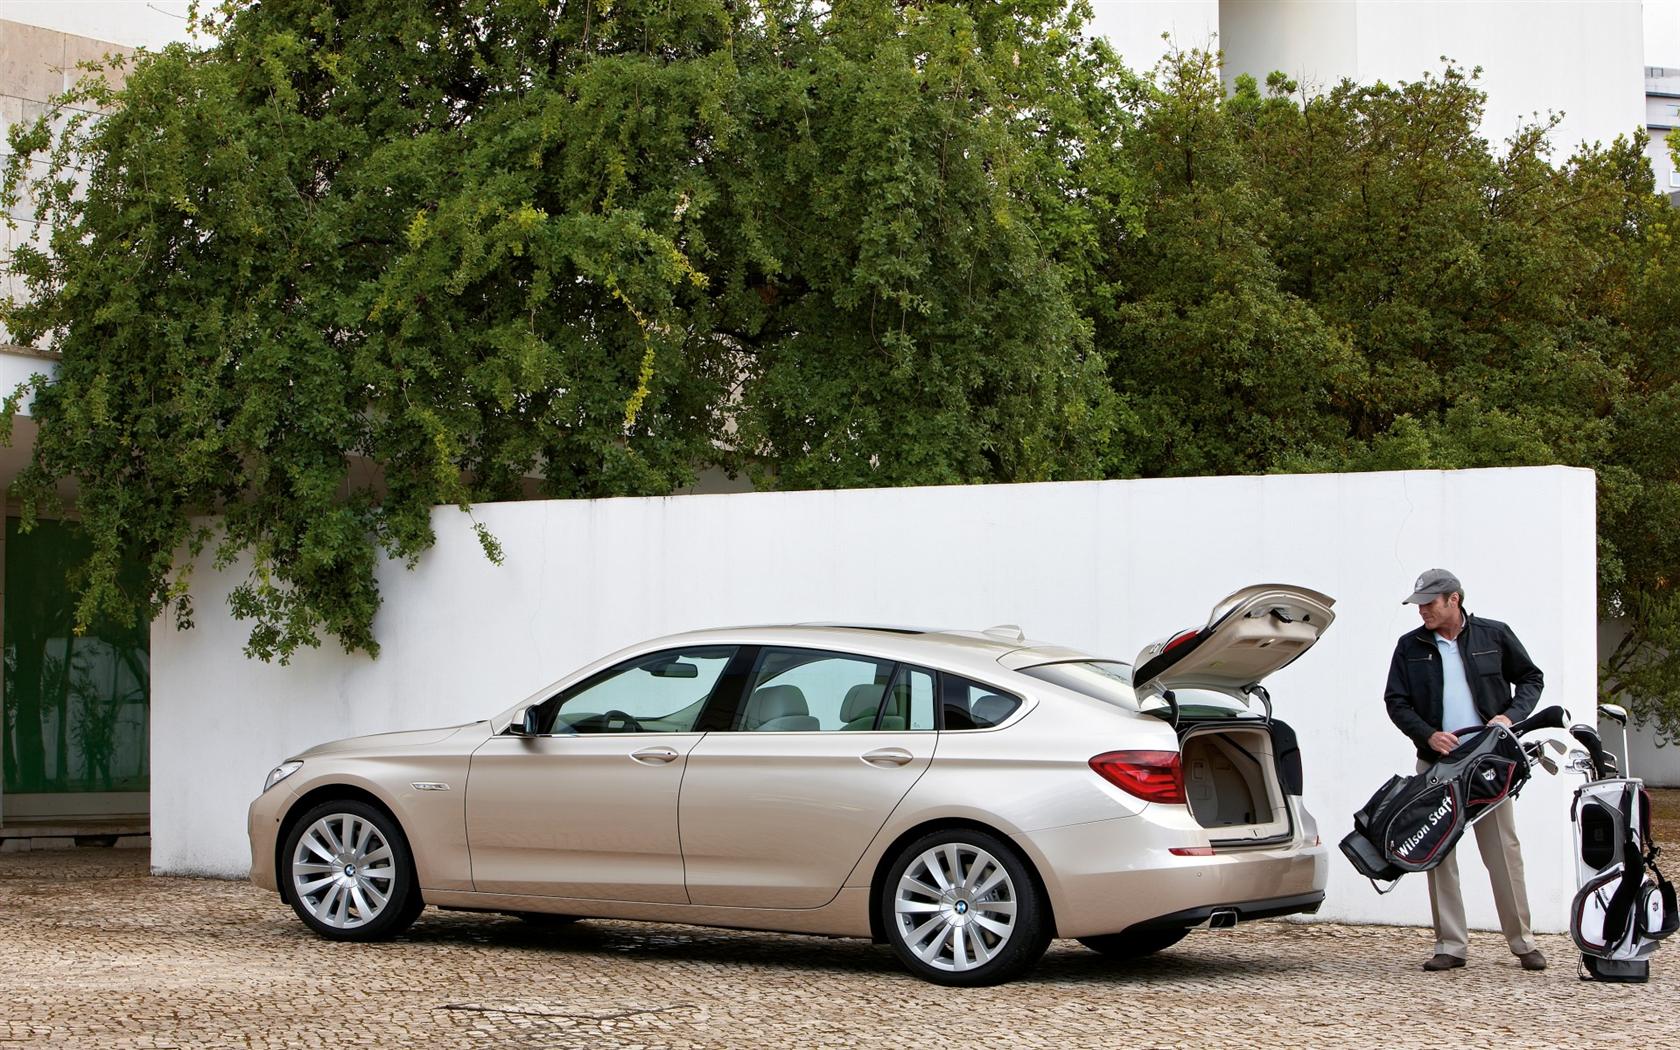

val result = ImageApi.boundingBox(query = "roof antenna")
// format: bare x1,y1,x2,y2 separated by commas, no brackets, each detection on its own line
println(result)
982,624,1025,643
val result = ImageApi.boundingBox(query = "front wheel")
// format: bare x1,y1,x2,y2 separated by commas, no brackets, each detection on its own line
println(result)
282,800,422,941
879,828,1050,986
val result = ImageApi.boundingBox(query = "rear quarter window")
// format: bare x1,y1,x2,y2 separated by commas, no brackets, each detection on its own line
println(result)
941,674,1021,730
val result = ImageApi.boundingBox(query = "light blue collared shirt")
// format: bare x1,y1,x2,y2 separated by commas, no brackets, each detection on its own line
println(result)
1434,631,1479,733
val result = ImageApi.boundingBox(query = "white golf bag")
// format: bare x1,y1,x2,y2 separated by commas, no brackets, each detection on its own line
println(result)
1568,720,1678,982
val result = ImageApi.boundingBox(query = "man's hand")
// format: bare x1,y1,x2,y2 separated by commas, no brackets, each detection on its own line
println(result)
1429,730,1460,755
1488,714,1512,728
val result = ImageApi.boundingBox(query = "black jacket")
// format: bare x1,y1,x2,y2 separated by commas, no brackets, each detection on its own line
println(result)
1384,612,1544,762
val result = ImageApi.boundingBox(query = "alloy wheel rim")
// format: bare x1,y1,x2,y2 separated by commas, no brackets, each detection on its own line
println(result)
291,813,396,929
893,842,1017,972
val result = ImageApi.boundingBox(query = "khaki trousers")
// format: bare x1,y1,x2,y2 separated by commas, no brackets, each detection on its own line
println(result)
1417,758,1538,958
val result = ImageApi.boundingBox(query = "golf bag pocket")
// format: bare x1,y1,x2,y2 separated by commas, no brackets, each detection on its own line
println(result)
1339,828,1404,883
1642,880,1678,942
1340,774,1411,883
1381,780,1464,872
1463,753,1521,810
1572,866,1632,958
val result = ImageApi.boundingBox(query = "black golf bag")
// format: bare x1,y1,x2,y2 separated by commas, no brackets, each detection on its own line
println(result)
1341,706,1566,892
1569,771,1677,982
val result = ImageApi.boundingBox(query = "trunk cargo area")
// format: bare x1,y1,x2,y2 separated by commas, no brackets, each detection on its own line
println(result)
1180,724,1292,846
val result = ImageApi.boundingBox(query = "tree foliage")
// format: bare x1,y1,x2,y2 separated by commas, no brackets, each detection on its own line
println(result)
1112,52,1680,738
7,10,1680,737
3,0,1127,660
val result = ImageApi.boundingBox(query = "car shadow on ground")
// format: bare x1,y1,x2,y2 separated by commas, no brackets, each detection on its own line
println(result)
383,912,1307,985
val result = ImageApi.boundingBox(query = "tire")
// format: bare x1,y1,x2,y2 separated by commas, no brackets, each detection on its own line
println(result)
1077,927,1190,960
879,828,1050,986
281,799,422,941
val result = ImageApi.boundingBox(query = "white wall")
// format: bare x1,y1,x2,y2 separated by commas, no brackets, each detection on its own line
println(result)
153,466,1597,933
1220,0,1646,157
0,1,195,51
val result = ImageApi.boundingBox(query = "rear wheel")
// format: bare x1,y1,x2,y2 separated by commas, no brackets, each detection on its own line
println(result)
880,828,1050,986
1078,927,1190,960
281,800,422,941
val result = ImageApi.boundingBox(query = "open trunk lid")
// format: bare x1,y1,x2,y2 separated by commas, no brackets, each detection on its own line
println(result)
1132,584,1335,699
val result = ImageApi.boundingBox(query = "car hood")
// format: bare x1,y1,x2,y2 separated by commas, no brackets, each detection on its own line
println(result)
294,723,479,759
1132,584,1336,697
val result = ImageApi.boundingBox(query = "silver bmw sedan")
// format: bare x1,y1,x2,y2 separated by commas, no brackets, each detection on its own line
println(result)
249,584,1334,986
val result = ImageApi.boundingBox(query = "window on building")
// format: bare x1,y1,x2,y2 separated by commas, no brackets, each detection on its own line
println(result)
3,518,151,797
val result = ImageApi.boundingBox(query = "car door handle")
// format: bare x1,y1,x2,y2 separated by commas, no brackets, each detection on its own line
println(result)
861,747,914,768
630,746,680,765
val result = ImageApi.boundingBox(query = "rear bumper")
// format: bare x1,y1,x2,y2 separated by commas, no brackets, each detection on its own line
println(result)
1019,808,1330,940
1121,891,1325,934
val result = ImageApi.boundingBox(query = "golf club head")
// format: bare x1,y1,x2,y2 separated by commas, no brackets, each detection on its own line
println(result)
1569,724,1610,779
1546,738,1569,755
1536,753,1559,775
1598,703,1629,726
1566,750,1597,775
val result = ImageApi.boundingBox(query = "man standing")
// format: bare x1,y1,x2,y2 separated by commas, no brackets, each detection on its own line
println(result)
1384,568,1547,972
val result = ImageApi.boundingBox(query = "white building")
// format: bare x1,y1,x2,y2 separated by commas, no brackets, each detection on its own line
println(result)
1649,66,1680,201
1094,1,1670,168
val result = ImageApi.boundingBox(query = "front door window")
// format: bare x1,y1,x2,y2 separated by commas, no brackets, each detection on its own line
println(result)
537,646,735,734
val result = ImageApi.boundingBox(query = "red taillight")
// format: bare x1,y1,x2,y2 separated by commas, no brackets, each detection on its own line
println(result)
1089,750,1186,805
1163,628,1200,653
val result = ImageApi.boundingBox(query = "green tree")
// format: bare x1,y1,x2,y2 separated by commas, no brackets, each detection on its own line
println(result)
1104,49,1680,737
2,0,1134,660
718,0,1133,488
1098,48,1353,478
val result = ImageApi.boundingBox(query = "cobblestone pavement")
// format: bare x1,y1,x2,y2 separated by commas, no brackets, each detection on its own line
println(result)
2,849,1672,1049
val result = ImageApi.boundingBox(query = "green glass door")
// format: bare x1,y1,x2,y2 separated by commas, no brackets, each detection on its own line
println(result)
3,518,150,812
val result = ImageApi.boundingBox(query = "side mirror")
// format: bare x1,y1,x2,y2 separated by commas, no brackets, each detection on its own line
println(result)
508,706,541,736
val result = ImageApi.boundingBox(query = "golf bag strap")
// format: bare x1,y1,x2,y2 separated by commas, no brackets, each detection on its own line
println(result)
1646,846,1679,940
1603,786,1647,948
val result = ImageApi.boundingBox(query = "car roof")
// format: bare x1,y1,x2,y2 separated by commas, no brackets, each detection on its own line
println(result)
626,623,1111,680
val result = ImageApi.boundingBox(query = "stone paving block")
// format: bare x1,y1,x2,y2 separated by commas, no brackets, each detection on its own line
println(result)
0,848,1673,1049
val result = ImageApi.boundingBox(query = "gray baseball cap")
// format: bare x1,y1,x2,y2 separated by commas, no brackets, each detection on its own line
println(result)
1403,568,1462,605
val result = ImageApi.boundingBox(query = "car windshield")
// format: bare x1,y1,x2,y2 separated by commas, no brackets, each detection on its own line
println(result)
1015,660,1257,720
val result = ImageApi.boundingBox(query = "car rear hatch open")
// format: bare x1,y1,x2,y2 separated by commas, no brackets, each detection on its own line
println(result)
1131,584,1336,703
1135,585,1335,848
1004,584,1335,849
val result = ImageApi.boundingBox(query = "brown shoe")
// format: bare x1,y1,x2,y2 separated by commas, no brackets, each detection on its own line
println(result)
1423,953,1467,971
1517,949,1548,971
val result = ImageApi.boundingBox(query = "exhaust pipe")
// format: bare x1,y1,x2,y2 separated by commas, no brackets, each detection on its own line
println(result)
1206,908,1239,930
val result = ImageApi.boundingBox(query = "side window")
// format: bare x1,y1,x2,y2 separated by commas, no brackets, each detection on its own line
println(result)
738,648,896,732
542,646,735,734
876,666,936,731
941,674,1022,730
